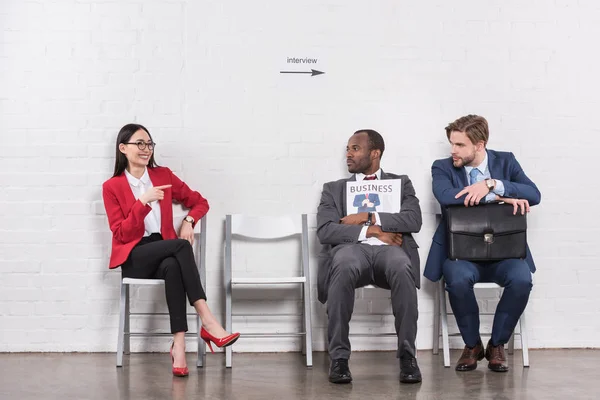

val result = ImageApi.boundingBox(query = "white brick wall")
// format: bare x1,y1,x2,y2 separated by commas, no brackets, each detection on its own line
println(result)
1,0,599,352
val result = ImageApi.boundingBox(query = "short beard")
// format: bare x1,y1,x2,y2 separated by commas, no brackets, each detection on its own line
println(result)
453,154,475,168
347,161,357,173
348,159,370,174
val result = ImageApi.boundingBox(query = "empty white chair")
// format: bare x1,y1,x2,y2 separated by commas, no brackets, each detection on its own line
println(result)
433,279,530,367
224,214,312,368
112,204,207,368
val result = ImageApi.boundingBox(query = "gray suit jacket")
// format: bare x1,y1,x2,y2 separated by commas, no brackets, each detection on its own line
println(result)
316,171,422,304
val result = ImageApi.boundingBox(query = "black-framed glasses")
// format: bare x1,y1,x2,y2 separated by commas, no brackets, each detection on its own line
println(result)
125,141,156,150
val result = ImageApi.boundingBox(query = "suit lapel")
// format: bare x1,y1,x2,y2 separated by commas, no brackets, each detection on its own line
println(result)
118,174,137,211
147,168,170,230
342,174,356,217
147,167,168,185
487,150,502,180
455,165,468,187
454,151,497,187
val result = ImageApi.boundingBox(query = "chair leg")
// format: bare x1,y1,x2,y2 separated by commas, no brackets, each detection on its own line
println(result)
225,216,233,368
124,285,130,355
300,285,306,356
303,281,313,367
196,314,204,368
117,283,127,367
300,216,313,368
520,312,530,367
440,281,451,368
508,331,515,355
414,335,418,359
196,220,207,368
225,291,232,368
432,281,441,355
199,324,206,367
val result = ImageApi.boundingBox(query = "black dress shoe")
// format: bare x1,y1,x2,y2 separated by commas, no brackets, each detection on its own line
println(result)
329,358,352,384
399,355,422,383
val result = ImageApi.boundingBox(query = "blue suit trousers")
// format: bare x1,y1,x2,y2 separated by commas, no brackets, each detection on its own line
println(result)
442,258,532,347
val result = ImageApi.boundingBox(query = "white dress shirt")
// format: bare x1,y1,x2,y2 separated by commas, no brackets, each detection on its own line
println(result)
355,169,386,246
125,168,162,237
464,152,505,202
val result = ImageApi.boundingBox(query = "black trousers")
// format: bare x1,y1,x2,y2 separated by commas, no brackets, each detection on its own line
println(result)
121,234,207,333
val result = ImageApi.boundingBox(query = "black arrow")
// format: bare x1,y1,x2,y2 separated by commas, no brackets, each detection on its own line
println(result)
280,69,325,77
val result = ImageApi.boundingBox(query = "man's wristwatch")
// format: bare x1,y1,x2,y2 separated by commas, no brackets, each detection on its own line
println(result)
365,212,373,226
184,216,195,224
485,179,495,192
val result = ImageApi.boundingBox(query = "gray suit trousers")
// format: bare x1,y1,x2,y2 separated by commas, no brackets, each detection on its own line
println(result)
327,243,418,360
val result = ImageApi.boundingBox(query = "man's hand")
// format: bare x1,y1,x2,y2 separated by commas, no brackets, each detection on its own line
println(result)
340,212,369,225
497,197,530,215
366,225,403,246
179,221,194,245
455,181,489,207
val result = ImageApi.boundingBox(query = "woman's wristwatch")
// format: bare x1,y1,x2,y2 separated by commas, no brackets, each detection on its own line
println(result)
184,216,195,224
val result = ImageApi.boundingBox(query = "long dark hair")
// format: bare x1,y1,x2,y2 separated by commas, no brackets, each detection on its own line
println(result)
112,123,159,177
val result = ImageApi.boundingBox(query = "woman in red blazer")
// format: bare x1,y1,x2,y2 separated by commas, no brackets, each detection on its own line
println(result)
102,123,239,377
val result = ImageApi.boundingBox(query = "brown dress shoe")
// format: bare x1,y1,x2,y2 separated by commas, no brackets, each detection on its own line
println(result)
455,341,484,371
485,340,509,372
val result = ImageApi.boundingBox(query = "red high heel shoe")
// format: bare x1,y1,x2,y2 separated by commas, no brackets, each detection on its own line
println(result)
200,327,240,353
170,342,189,377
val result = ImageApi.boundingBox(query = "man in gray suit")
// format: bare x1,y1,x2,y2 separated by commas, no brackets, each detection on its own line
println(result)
317,129,422,384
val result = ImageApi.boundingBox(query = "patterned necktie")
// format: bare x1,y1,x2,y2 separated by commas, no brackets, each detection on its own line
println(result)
364,175,377,180
469,168,483,185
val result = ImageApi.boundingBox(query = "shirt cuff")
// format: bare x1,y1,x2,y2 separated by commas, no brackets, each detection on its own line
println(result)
358,226,369,242
373,212,382,226
492,179,505,196
484,192,497,203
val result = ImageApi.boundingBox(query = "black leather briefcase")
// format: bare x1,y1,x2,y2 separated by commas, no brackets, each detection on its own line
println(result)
446,203,527,261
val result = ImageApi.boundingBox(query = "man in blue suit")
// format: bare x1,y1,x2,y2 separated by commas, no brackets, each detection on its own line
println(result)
425,115,541,372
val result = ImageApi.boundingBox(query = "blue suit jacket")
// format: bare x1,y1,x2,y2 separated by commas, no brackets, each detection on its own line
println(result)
353,193,381,212
424,149,541,282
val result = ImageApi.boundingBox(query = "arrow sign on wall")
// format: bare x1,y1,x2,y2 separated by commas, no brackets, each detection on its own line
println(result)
280,69,325,77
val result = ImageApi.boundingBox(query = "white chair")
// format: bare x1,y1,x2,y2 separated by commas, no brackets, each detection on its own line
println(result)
432,279,530,367
114,204,207,368
348,285,419,357
224,214,313,368
351,284,397,338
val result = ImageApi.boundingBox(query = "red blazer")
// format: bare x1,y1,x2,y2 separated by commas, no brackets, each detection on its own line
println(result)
102,166,209,269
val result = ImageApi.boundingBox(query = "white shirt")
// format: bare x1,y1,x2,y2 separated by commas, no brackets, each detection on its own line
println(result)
355,169,386,246
125,168,162,237
464,152,505,202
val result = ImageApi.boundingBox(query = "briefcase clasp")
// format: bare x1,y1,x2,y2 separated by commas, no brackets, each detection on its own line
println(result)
484,233,494,244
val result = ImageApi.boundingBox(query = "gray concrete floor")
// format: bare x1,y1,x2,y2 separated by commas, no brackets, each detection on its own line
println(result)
0,350,597,400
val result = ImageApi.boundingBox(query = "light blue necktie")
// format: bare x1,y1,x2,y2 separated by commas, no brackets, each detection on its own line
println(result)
469,168,483,185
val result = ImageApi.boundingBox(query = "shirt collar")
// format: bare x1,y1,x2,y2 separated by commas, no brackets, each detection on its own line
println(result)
124,168,150,187
465,152,488,176
355,169,382,181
